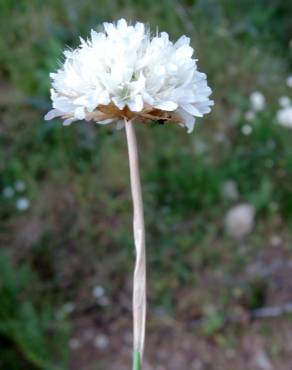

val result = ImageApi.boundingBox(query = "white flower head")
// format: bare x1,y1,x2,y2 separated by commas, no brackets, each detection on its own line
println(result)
45,19,213,133
276,106,292,128
250,91,265,112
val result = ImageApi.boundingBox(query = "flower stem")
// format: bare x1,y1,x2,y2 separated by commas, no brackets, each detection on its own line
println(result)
125,118,146,370
133,349,141,370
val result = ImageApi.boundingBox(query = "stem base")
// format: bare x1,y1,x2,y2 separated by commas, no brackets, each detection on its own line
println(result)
133,350,141,370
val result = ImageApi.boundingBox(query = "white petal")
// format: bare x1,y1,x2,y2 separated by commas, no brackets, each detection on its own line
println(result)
186,120,195,133
134,22,145,35
142,92,154,105
74,96,88,105
103,22,115,35
63,118,76,126
181,104,203,117
91,30,103,43
128,95,143,112
117,19,128,31
160,32,169,43
116,120,125,130
74,107,86,120
177,108,196,133
44,109,61,120
175,44,193,59
174,35,190,48
112,97,126,110
98,119,114,125
87,90,110,112
154,101,178,111
131,73,146,94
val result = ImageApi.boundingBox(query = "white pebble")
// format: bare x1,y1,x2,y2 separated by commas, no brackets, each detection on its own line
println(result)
270,235,282,247
225,203,255,240
254,350,273,370
69,338,81,350
92,285,105,299
93,334,109,350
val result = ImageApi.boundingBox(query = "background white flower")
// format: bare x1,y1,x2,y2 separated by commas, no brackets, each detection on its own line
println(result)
279,96,291,108
241,124,252,135
287,75,292,88
16,197,30,211
250,91,265,112
276,106,292,128
45,19,213,133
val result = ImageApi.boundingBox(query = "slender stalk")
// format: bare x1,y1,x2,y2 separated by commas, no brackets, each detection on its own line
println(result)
124,118,146,370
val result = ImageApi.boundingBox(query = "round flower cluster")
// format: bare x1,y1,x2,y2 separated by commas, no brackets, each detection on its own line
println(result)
45,19,213,133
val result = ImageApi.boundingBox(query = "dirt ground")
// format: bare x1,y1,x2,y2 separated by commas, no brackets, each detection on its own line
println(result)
69,314,292,370
68,240,292,370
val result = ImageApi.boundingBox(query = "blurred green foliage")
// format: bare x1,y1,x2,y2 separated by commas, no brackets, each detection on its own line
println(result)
0,254,69,369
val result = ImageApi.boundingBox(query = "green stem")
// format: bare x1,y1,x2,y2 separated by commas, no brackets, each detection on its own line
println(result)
133,349,141,370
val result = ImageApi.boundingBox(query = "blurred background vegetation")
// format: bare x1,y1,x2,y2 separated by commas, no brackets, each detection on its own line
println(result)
0,1,292,369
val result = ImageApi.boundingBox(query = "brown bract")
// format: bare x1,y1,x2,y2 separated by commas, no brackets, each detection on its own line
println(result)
82,103,181,124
